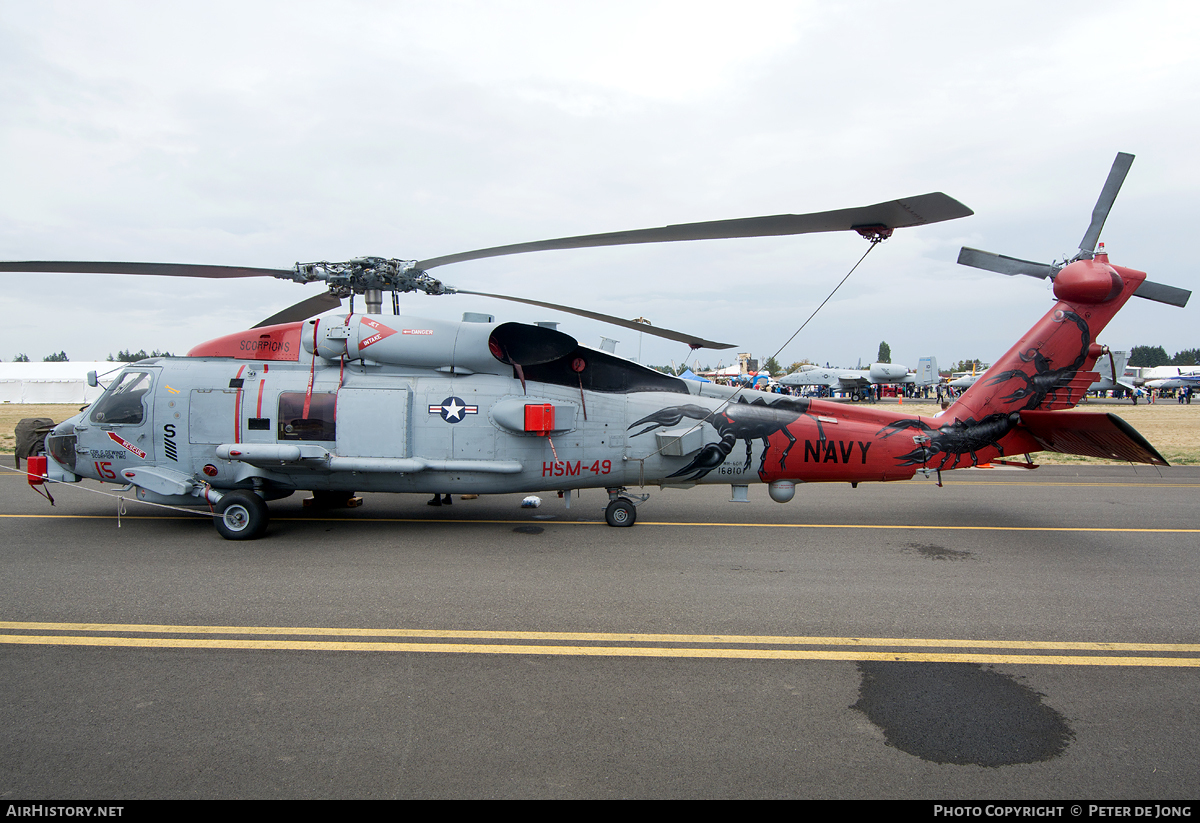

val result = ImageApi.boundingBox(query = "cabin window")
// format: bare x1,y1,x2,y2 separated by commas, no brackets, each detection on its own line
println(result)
90,370,152,426
278,392,336,441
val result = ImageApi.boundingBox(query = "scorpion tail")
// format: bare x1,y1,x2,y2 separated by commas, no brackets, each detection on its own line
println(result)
946,254,1175,423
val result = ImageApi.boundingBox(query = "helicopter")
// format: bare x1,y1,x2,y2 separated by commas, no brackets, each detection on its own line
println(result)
8,155,1190,539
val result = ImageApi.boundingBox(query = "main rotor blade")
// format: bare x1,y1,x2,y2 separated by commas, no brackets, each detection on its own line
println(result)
957,247,1056,279
253,292,344,328
0,261,292,278
1134,279,1191,308
453,289,735,349
416,192,973,270
1079,152,1135,255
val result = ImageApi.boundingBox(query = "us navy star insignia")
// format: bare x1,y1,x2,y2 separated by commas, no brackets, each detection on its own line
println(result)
428,396,478,423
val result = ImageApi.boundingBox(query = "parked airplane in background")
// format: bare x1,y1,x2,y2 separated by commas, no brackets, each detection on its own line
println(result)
1088,351,1135,394
779,357,938,401
948,365,986,391
1140,365,1200,391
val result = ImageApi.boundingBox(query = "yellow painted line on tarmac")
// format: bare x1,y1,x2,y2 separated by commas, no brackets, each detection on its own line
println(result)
636,523,1200,532
3,621,1199,653
1,622,1197,667
1,633,1197,666
0,513,207,521
0,634,1195,667
2,511,1199,532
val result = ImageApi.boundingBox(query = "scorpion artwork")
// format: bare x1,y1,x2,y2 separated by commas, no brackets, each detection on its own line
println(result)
628,394,827,482
877,308,1094,470
984,309,1093,410
876,411,1022,470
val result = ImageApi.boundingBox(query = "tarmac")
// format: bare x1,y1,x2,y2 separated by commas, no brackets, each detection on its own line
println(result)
1,458,1197,799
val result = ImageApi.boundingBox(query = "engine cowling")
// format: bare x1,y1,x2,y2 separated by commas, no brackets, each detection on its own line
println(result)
298,315,579,375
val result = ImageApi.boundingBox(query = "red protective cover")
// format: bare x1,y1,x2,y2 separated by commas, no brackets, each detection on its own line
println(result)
27,455,47,485
524,404,555,435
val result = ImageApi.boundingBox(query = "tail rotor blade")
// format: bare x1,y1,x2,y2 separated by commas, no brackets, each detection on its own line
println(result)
1079,152,1135,255
958,154,1188,312
957,247,1056,279
1134,279,1191,308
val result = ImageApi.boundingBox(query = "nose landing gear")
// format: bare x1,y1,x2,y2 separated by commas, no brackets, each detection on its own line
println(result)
215,490,270,540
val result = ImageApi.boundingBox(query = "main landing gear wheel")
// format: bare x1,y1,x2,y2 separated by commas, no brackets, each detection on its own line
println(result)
605,498,636,527
215,490,270,540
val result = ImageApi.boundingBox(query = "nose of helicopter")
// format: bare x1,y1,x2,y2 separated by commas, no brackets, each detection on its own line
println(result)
45,417,82,476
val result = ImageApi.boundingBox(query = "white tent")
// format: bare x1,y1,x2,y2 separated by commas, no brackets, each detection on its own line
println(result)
0,361,114,404
699,365,742,379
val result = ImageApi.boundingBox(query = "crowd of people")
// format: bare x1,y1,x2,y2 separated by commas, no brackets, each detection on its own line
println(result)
1126,386,1193,404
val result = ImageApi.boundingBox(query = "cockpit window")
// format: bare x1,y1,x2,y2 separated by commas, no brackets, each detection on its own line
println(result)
89,371,152,426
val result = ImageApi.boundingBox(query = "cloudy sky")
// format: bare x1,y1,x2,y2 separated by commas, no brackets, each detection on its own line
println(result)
2,1,1199,371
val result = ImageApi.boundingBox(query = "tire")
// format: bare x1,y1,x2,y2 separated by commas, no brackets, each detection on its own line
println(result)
215,490,270,540
605,498,636,527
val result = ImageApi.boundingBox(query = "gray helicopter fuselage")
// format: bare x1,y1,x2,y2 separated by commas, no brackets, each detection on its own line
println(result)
44,314,835,505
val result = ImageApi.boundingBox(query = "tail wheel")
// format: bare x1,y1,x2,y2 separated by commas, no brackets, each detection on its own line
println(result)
605,498,636,527
215,490,270,540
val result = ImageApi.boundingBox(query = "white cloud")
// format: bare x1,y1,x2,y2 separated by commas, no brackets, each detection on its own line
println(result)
1,1,1198,367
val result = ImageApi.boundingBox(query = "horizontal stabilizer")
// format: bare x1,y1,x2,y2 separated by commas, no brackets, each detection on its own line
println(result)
1019,411,1168,466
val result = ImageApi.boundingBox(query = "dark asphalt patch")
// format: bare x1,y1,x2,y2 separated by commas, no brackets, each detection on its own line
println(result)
851,662,1073,766
513,525,545,534
904,542,972,561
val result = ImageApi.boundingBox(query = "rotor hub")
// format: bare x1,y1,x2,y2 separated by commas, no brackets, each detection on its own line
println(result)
289,258,446,297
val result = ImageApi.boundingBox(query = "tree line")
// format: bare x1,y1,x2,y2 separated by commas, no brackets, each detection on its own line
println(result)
11,352,68,362
1128,346,1200,367
11,349,174,363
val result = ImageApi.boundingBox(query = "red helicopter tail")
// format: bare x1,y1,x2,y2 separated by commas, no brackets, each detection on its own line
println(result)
945,252,1141,422
933,153,1192,467
939,253,1181,465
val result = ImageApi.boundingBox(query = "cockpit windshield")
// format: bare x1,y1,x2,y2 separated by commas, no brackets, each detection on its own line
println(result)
89,370,153,426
